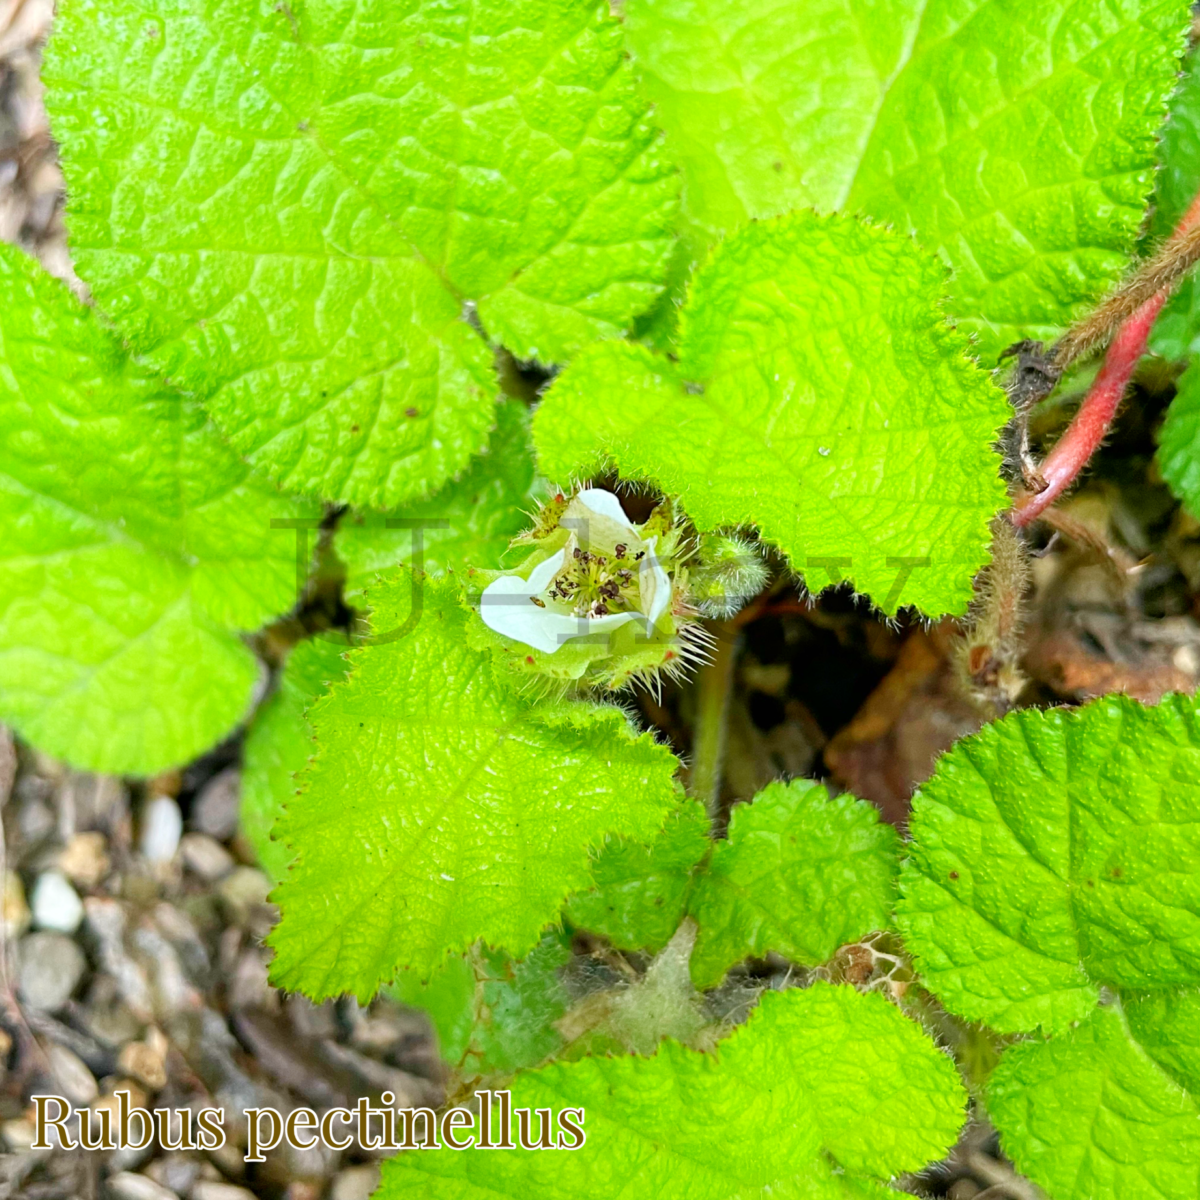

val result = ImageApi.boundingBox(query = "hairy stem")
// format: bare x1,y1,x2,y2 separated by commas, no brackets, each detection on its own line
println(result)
1054,191,1200,370
689,622,738,818
1012,289,1168,526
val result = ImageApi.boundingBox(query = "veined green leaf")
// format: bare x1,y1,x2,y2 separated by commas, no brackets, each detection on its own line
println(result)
988,997,1200,1200
899,693,1200,1034
0,242,304,775
625,0,1189,360
379,983,966,1198
241,636,349,883
688,780,898,989
268,572,678,999
45,0,677,507
336,399,539,600
534,212,1010,616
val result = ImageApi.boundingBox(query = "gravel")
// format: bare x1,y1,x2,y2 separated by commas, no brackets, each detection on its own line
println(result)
16,930,86,1011
29,869,83,933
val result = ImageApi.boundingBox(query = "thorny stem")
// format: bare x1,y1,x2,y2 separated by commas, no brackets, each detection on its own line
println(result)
1012,188,1200,527
689,621,738,819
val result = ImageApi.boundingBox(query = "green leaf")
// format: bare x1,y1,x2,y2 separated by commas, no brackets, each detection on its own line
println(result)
267,572,678,999
336,399,539,600
688,780,899,989
378,983,966,1197
534,212,1010,616
625,0,1188,361
240,637,349,883
987,1000,1200,1200
1149,47,1200,361
1159,362,1200,516
0,242,303,775
564,797,710,952
45,0,677,508
899,693,1200,1035
389,931,571,1077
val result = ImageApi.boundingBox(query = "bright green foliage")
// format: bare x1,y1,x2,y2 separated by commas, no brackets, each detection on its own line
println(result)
336,400,539,600
565,798,710,952
535,213,1010,616
689,781,899,989
389,932,571,1077
1159,363,1200,516
988,1000,1200,1200
1149,48,1200,362
44,0,676,508
379,983,966,1197
0,242,303,775
625,0,1188,359
268,573,678,999
241,637,348,883
899,694,1200,1035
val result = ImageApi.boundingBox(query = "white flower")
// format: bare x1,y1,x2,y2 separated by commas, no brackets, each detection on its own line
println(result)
479,489,673,655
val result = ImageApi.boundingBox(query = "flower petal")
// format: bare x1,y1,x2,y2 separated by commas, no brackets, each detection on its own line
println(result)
639,536,673,626
575,488,637,530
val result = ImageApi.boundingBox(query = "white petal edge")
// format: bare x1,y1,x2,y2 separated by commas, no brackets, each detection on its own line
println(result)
574,488,637,530
640,537,673,626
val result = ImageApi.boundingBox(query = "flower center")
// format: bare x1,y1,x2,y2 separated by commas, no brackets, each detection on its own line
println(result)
547,540,648,619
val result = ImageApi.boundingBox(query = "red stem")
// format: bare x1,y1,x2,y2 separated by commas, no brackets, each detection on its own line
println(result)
1012,290,1167,526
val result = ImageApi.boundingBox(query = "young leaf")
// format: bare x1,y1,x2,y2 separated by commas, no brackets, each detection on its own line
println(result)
987,999,1200,1200
564,797,710,952
625,0,1189,360
688,780,898,989
389,932,571,1078
899,693,1200,1035
45,0,677,508
534,212,1011,616
0,242,303,775
240,637,349,883
336,400,539,600
378,983,966,1197
268,573,678,999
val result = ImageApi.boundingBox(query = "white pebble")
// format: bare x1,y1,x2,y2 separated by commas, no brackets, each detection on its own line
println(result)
30,871,84,934
140,795,183,863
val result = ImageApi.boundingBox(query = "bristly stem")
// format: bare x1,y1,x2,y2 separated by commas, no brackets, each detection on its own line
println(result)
1012,188,1200,527
1012,290,1168,526
689,621,738,819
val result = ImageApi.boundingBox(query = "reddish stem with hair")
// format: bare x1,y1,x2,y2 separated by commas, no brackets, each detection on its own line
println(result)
1012,290,1168,526
1012,189,1200,528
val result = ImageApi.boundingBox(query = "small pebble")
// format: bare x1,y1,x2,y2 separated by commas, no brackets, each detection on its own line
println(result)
217,867,272,924
140,795,183,863
30,869,84,933
1,1118,41,1153
190,767,241,840
179,832,235,881
106,1172,179,1200
2,870,29,939
44,1042,98,1105
17,931,86,1011
118,1034,168,1091
57,830,111,887
332,1164,381,1200
192,1183,257,1200
145,1155,204,1195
